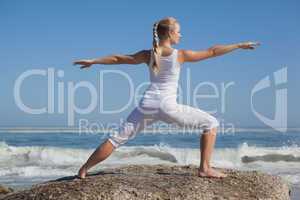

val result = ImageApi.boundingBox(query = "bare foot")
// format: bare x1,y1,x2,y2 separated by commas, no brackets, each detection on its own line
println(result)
198,168,227,178
78,166,87,179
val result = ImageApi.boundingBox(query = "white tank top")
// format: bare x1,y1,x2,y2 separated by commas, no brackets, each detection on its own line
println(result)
140,48,181,108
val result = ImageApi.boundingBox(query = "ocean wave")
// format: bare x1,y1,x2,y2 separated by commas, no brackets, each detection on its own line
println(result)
1,141,300,181
1,141,300,167
242,154,300,163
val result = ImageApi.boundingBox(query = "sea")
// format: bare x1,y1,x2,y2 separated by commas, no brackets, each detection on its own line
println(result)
1,128,299,199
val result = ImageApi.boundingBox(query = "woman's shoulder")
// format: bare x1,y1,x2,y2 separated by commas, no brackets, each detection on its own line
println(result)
134,49,152,64
176,49,186,64
143,49,153,66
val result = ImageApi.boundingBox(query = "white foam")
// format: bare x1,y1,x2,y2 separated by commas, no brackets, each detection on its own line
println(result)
1,141,300,185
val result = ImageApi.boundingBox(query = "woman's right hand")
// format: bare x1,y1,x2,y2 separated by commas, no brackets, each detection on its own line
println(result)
238,41,260,50
73,59,95,69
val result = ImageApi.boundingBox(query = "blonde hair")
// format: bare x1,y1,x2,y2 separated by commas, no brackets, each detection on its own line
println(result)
151,17,178,74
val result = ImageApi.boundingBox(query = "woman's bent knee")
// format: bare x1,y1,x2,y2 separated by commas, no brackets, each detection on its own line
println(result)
211,117,220,129
202,117,219,135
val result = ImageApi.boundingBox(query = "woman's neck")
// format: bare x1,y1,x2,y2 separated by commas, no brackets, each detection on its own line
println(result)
159,40,172,48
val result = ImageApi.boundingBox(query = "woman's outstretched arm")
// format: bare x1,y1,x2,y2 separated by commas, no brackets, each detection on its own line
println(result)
73,50,149,69
178,41,260,63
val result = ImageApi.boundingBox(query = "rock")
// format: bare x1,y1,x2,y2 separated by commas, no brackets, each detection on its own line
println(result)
0,185,13,199
1,165,290,200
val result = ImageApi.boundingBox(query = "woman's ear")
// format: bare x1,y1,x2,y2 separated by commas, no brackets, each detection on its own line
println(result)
167,30,173,40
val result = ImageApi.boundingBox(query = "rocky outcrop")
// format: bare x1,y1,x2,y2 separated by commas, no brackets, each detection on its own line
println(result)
1,165,291,200
0,185,13,199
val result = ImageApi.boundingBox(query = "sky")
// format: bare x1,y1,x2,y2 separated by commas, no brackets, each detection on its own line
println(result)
0,0,299,129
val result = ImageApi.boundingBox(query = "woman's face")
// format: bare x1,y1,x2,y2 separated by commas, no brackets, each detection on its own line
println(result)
170,23,182,44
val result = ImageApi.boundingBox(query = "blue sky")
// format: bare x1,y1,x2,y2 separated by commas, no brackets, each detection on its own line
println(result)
0,0,299,128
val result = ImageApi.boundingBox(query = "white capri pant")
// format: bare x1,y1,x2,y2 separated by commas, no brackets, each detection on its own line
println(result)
108,102,219,148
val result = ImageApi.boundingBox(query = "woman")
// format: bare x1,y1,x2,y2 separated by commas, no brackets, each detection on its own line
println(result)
74,17,259,179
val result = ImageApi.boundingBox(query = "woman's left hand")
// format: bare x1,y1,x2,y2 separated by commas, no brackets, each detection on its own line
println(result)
73,59,95,69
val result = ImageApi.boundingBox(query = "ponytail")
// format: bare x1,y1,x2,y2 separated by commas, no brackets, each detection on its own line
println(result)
150,17,178,75
151,22,160,75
